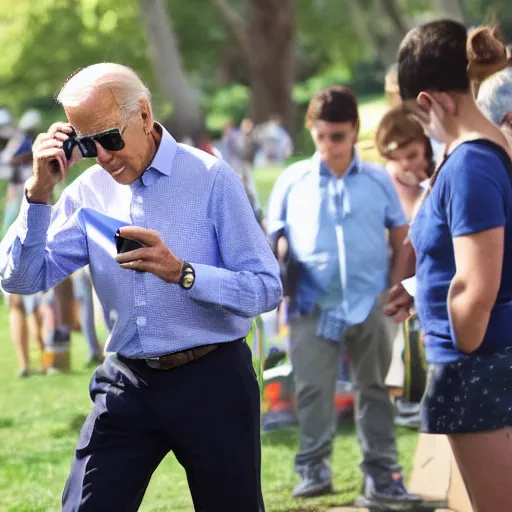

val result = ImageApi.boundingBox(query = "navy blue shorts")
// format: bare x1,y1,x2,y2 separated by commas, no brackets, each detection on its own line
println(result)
421,347,512,434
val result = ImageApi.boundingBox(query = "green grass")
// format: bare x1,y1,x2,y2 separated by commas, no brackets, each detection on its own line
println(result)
254,167,284,211
0,304,418,512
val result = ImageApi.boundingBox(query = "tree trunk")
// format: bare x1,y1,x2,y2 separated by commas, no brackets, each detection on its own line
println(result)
346,0,380,60
374,0,409,68
432,0,466,23
138,0,204,142
247,0,295,133
212,0,296,136
379,0,409,36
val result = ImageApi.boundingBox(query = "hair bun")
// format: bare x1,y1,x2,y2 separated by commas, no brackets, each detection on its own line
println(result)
467,26,509,82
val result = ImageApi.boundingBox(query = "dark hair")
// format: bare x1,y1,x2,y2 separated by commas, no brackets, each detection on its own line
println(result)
398,21,509,101
305,86,359,128
398,20,470,100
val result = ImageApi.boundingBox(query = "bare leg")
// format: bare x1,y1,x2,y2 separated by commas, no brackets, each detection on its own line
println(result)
449,428,512,512
29,308,45,352
38,302,57,345
8,295,29,373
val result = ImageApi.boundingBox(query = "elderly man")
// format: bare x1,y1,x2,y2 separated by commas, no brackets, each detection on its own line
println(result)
0,63,282,511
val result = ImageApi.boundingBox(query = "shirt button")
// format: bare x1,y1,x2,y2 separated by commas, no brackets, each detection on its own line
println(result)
136,196,143,204
136,316,147,327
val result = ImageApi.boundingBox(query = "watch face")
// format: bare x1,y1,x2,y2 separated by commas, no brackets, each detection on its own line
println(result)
182,273,195,289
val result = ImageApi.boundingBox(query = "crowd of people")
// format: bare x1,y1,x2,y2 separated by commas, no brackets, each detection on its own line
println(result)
0,16,511,512
0,110,104,376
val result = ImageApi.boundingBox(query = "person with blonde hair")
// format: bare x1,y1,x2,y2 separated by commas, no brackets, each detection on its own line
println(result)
376,106,434,221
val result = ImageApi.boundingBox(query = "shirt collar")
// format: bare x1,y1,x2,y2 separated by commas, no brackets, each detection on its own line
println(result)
138,123,178,187
314,149,361,179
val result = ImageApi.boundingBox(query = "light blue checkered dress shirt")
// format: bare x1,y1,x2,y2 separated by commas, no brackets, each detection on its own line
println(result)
0,126,282,357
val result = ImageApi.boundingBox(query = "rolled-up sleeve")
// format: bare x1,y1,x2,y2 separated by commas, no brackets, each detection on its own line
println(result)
189,162,282,318
0,189,88,294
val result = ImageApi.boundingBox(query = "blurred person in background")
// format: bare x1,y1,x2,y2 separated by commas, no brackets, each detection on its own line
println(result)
222,118,263,225
197,130,222,159
384,64,402,109
477,59,512,147
0,109,46,377
267,85,420,509
384,63,445,165
375,106,435,428
376,106,434,220
253,114,293,168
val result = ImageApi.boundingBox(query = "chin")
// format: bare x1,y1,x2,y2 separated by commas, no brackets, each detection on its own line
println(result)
112,172,138,185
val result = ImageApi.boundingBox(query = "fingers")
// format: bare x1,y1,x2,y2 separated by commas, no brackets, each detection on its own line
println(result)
115,247,149,264
36,147,66,163
383,303,398,316
36,148,68,180
118,226,161,246
392,308,411,324
54,131,71,142
119,260,150,273
387,283,405,301
37,138,63,152
33,127,72,151
47,122,74,138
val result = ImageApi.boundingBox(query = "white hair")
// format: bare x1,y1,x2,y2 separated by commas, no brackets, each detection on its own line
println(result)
477,66,512,126
56,63,151,123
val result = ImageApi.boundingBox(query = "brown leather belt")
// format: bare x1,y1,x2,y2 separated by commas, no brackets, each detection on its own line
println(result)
117,344,220,371
144,344,220,370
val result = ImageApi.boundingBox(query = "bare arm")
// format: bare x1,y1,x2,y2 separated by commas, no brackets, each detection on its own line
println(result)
389,225,414,286
448,227,503,353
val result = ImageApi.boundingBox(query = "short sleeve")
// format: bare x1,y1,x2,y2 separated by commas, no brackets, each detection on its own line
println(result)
447,147,510,237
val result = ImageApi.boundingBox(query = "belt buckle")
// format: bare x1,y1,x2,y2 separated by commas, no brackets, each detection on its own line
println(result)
145,356,163,370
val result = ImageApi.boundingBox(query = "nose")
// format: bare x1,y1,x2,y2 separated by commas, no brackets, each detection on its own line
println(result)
95,142,114,165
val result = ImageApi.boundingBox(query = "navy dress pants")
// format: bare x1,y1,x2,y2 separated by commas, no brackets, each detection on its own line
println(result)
62,340,264,511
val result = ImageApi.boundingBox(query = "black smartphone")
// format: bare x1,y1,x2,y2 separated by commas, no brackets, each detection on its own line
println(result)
63,128,77,161
115,230,144,254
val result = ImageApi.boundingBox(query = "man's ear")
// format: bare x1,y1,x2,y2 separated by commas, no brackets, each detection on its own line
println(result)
417,92,433,111
140,99,153,134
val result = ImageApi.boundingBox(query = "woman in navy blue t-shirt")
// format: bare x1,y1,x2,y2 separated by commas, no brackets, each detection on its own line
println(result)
394,21,512,510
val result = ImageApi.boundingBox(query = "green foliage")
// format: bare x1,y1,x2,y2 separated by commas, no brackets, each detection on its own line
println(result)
465,0,512,40
0,0,153,115
204,84,250,132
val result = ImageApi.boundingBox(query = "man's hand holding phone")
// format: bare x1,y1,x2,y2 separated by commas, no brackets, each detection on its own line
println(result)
26,122,82,204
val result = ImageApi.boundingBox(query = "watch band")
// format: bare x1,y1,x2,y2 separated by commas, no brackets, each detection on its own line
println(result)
179,261,195,290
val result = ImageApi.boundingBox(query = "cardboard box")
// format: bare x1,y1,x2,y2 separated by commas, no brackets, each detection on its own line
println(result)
409,433,472,512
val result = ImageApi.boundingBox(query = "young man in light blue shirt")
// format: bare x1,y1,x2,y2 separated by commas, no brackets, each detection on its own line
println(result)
267,86,420,508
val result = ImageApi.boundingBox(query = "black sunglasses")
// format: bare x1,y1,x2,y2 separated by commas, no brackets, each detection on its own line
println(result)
315,132,346,144
63,127,125,160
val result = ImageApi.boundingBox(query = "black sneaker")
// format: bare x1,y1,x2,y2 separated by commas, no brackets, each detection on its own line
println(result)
355,472,423,511
292,460,333,499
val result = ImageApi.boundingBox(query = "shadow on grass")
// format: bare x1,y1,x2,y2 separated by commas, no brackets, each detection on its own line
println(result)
0,417,14,428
